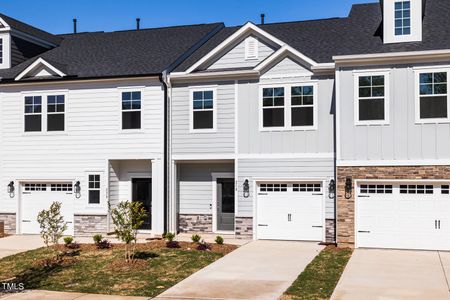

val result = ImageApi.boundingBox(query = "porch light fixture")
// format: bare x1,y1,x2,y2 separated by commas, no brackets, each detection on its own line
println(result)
7,181,14,198
328,179,335,199
74,181,81,198
243,179,250,198
345,177,353,199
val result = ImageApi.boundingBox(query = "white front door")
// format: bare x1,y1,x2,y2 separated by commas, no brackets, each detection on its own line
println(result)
356,182,450,250
21,182,75,235
256,182,324,241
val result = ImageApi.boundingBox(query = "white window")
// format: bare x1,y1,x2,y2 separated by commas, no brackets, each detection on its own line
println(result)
245,36,258,60
88,174,101,204
354,72,390,125
395,1,411,36
260,83,317,131
47,95,65,131
416,71,449,123
122,91,141,130
24,96,42,132
190,88,216,132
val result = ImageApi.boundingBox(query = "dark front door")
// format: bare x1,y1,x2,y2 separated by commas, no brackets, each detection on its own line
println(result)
132,178,152,230
217,178,235,231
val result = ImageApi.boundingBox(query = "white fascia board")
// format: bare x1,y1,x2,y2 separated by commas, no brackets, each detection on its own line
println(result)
169,70,259,82
311,63,336,71
254,45,318,72
15,57,66,81
185,22,286,74
333,49,450,64
0,17,11,31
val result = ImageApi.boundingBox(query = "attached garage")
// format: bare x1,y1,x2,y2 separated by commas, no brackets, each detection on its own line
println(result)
20,182,75,235
356,181,450,251
256,181,324,241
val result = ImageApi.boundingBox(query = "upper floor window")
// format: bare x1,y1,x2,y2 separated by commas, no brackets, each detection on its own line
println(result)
191,89,215,131
24,96,42,132
47,95,65,131
291,86,314,127
262,87,285,128
395,1,411,36
122,91,141,130
418,71,448,121
355,74,389,125
245,36,258,60
0,38,3,64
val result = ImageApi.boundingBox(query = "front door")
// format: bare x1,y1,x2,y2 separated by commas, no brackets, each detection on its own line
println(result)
217,178,235,231
132,178,152,230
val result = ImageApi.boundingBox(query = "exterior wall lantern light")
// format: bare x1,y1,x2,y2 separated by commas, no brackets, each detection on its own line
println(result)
345,177,353,199
7,181,15,198
74,181,81,198
328,179,335,199
243,179,250,198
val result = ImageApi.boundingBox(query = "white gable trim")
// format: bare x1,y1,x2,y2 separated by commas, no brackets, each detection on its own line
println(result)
0,17,11,32
185,22,285,74
254,45,318,73
15,58,66,81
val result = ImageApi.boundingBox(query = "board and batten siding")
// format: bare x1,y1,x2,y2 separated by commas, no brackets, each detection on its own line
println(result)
177,162,234,214
238,76,335,154
0,78,164,215
338,63,450,162
171,81,235,155
237,158,335,218
206,35,277,70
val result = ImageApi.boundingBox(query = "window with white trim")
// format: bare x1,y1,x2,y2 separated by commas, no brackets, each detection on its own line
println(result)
0,38,3,64
47,95,65,131
51,183,73,192
395,1,411,36
88,174,101,204
293,183,321,192
122,91,141,130
418,72,448,120
262,87,285,128
360,184,393,194
192,90,214,130
245,36,258,60
357,75,387,123
291,86,314,127
24,96,42,132
400,185,434,194
259,183,287,192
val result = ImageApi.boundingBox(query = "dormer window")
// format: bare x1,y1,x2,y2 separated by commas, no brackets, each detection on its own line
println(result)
245,36,258,60
395,1,411,36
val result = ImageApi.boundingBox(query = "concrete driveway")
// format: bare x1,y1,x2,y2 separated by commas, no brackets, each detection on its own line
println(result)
156,240,323,300
332,249,450,300
0,235,44,259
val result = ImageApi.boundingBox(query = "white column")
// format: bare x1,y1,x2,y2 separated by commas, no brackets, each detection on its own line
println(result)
151,158,164,235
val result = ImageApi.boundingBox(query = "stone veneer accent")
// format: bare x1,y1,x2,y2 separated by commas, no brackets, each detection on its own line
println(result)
0,213,16,234
178,214,212,233
74,214,108,236
325,219,335,243
235,217,253,239
337,165,450,247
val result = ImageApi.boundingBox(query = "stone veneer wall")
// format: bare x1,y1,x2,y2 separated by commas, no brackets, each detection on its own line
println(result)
337,165,450,247
0,213,16,234
74,214,108,236
178,214,212,233
235,217,253,239
325,219,335,243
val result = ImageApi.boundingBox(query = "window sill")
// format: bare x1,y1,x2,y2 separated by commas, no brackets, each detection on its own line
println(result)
189,129,217,134
355,121,390,126
259,126,318,132
415,119,450,125
22,131,68,137
119,129,145,134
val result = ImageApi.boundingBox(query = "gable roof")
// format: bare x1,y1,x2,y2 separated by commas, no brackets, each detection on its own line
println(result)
175,0,450,71
0,22,224,82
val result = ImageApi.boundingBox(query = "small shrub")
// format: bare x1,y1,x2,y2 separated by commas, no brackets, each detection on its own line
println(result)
196,240,210,251
63,236,74,245
66,242,80,250
215,236,224,245
37,201,68,247
191,234,201,243
96,239,111,249
165,232,176,242
93,234,103,244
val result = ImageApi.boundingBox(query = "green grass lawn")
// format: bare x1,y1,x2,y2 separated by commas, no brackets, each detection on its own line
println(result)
282,246,353,300
0,241,236,298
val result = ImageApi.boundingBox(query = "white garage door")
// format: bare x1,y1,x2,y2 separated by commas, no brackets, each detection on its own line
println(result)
21,182,75,235
357,182,450,251
256,182,324,241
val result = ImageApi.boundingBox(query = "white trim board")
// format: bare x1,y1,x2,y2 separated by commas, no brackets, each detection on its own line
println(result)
338,159,450,166
211,172,235,234
15,58,66,81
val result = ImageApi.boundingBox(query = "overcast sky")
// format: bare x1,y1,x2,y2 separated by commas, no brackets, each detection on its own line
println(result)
1,0,376,34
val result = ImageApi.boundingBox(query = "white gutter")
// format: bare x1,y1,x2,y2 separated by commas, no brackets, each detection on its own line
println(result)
169,70,260,82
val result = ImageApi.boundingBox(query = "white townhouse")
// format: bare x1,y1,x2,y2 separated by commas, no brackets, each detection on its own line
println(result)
0,14,223,237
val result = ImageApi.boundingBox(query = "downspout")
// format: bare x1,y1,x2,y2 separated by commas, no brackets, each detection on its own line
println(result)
159,73,169,234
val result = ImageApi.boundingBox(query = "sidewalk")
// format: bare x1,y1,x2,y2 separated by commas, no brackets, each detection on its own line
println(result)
0,290,149,300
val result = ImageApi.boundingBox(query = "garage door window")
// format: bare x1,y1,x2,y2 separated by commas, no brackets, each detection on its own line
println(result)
260,183,287,192
400,185,433,194
24,183,46,191
293,183,321,192
88,175,101,204
360,184,393,194
442,185,449,194
51,183,72,192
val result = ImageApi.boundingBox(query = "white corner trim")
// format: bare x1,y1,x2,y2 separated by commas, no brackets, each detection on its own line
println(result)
254,45,318,73
15,58,66,81
185,22,285,74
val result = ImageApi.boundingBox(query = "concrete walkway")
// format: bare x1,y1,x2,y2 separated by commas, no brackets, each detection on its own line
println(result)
332,249,450,300
0,235,44,259
156,240,324,300
0,290,148,300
